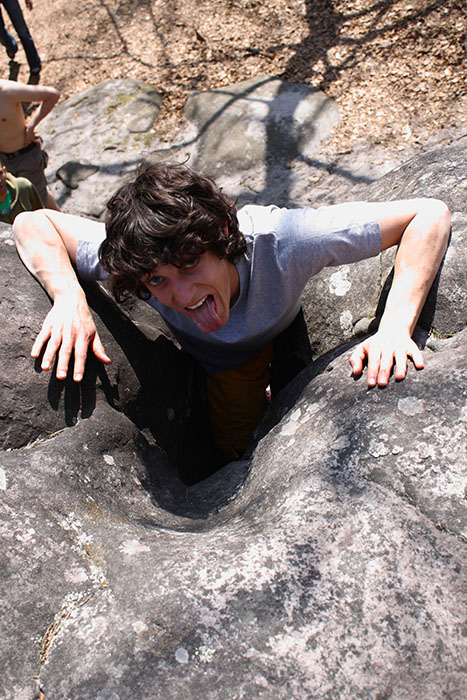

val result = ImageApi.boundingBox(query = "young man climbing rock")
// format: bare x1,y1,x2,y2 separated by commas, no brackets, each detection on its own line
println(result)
13,160,451,461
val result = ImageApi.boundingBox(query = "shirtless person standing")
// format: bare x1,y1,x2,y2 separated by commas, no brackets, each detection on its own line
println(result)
0,78,60,208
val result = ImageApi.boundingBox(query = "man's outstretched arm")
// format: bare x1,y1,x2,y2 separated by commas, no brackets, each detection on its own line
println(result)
13,210,111,381
348,197,451,387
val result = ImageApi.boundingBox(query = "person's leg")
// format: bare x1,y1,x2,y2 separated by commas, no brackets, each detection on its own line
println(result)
206,342,274,462
2,0,41,72
0,6,18,58
205,310,312,463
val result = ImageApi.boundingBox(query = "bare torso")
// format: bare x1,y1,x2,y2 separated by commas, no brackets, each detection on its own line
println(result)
0,80,26,153
0,82,28,153
0,104,27,153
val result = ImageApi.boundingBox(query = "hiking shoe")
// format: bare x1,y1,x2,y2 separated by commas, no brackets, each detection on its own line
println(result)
28,71,40,85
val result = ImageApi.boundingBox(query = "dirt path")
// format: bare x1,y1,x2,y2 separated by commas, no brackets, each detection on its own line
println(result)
2,0,465,157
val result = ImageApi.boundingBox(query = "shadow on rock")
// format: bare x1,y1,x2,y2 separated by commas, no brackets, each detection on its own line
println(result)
80,281,241,491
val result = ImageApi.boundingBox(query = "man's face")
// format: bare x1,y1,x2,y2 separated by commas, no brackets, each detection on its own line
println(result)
142,251,240,333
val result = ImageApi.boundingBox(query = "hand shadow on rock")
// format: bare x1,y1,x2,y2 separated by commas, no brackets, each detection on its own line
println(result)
81,280,224,487
35,350,115,427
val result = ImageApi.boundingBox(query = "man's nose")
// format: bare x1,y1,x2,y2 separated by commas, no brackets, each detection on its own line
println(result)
171,276,195,307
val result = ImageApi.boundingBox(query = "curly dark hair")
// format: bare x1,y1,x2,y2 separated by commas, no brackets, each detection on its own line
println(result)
99,160,246,301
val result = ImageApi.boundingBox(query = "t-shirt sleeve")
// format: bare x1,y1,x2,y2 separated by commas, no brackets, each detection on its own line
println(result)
238,202,382,295
273,203,382,272
239,202,381,269
76,239,109,281
15,177,43,212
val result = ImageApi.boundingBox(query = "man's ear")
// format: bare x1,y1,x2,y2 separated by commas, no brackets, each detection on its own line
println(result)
224,222,229,237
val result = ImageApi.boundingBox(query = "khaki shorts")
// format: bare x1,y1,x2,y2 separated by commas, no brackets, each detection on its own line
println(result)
0,141,49,206
205,308,313,462
206,342,274,461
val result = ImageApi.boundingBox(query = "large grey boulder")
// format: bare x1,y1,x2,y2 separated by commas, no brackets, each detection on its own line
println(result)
39,76,462,222
39,76,341,218
42,79,162,217
1,330,465,700
39,76,377,219
182,75,339,196
257,327,467,540
354,138,467,338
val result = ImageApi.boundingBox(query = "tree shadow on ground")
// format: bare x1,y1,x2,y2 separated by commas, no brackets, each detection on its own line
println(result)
283,0,446,91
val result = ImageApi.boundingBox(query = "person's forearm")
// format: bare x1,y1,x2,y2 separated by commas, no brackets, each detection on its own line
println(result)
378,199,450,335
13,210,84,302
28,89,60,131
13,210,110,381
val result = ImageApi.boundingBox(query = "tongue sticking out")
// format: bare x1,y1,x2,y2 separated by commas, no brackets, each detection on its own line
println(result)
189,295,223,333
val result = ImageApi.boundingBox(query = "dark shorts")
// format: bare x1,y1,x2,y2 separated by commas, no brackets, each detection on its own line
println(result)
0,141,49,205
206,342,274,460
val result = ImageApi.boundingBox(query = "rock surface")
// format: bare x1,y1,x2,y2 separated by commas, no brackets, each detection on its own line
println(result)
40,76,465,219
1,79,466,700
43,79,162,217
182,74,339,197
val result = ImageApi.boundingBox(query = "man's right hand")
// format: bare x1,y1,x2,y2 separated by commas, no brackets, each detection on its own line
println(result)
31,293,111,382
13,209,110,382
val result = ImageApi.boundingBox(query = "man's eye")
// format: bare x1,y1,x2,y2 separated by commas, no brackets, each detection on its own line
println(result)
148,276,164,287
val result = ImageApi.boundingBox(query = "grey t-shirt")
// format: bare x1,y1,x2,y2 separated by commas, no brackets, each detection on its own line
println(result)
77,203,381,374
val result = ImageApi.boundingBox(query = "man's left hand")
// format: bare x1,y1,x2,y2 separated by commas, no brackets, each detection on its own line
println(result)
24,124,39,147
349,329,424,387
